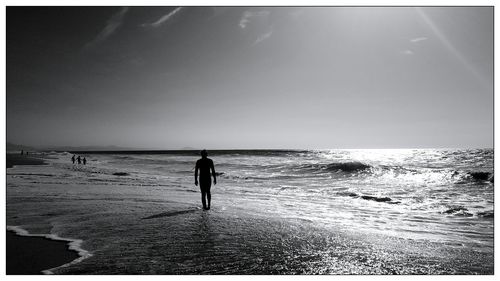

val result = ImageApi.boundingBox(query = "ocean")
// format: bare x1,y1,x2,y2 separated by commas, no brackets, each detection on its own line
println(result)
6,149,494,274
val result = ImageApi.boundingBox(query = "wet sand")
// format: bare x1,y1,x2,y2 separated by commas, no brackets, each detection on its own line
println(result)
6,154,46,168
6,154,60,274
6,151,494,274
6,231,80,274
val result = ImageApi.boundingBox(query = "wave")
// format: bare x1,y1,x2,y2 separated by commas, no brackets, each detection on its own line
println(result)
215,172,249,180
7,225,92,274
212,164,493,185
467,172,494,182
442,206,473,217
477,211,494,218
336,192,400,204
359,195,398,203
324,162,372,172
294,162,372,174
442,206,494,218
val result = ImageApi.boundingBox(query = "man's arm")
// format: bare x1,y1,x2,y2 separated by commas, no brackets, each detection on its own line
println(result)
211,160,216,185
194,161,199,186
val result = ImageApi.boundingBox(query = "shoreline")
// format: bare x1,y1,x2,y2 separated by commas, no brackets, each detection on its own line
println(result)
7,157,93,274
6,153,46,168
6,226,92,275
6,150,494,274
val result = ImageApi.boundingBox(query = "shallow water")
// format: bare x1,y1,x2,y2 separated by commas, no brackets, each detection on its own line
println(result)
6,149,494,274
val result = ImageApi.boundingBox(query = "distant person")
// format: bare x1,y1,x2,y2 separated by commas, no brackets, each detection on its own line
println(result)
77,156,81,165
83,157,87,165
20,150,23,155
194,150,217,210
72,155,76,164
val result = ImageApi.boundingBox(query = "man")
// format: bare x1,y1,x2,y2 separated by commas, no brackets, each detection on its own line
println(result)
194,150,217,210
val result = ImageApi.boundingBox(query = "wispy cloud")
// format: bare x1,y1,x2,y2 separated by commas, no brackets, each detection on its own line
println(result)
410,37,428,43
401,50,414,55
142,7,183,28
252,29,273,46
84,7,129,49
239,10,270,29
415,8,489,89
209,7,230,19
289,9,304,19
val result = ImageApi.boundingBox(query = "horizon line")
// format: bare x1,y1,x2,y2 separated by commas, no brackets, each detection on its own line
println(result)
6,147,494,152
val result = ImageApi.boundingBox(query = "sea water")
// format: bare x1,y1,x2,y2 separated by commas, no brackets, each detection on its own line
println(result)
6,149,494,274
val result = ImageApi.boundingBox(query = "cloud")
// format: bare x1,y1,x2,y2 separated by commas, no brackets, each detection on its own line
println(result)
289,9,304,18
210,7,230,19
410,37,428,43
252,29,273,46
401,50,414,55
142,7,183,28
239,10,270,29
84,7,129,49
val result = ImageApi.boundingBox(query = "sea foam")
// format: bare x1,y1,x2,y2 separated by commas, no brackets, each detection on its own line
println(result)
6,225,92,274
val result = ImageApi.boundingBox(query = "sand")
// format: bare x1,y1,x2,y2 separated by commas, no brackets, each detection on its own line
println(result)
6,154,46,168
6,231,80,275
6,154,73,274
6,151,494,274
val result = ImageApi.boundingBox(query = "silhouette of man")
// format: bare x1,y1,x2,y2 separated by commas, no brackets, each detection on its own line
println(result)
77,156,81,165
195,150,216,210
72,155,76,164
83,157,87,165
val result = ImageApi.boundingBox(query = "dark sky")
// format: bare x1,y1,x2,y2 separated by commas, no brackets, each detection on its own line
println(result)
6,7,493,149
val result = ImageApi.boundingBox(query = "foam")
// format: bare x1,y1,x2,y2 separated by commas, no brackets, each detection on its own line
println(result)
6,225,93,274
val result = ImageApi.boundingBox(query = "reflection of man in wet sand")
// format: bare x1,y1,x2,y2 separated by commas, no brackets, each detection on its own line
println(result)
195,150,217,210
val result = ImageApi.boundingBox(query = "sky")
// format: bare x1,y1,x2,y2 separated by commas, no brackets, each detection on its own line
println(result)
6,6,493,149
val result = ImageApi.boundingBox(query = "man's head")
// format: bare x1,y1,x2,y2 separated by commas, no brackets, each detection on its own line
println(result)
201,149,208,158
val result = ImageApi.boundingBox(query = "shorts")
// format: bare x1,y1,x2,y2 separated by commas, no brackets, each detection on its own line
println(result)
199,178,211,193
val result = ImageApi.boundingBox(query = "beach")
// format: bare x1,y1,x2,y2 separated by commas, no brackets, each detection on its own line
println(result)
6,230,80,274
6,153,83,275
6,153,46,168
5,150,494,274
6,5,494,276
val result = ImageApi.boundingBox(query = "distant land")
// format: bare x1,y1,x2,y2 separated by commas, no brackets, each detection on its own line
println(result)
6,142,138,152
44,145,140,152
6,142,35,152
6,142,202,152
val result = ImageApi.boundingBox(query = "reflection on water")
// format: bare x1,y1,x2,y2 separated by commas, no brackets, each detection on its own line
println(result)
6,149,493,274
142,209,200,219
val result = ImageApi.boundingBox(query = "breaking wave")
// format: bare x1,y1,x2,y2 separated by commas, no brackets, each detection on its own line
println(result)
467,172,494,182
336,191,400,204
324,162,372,172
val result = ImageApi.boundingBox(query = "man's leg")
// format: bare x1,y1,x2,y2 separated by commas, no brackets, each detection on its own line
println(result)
207,191,211,210
201,190,207,209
